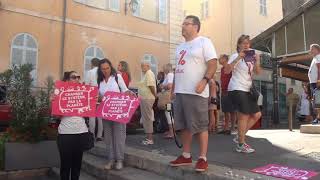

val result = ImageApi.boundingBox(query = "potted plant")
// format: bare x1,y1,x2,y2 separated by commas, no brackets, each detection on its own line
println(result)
0,64,59,170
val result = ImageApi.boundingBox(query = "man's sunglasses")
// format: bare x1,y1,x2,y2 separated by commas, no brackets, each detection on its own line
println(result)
70,75,81,80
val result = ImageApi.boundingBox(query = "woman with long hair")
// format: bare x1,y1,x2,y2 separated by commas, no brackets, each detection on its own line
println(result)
57,71,88,180
98,58,133,170
225,35,262,153
117,61,131,87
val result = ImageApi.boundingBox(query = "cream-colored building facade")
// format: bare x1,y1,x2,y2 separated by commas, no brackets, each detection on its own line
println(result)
183,0,283,55
0,0,180,87
0,0,285,88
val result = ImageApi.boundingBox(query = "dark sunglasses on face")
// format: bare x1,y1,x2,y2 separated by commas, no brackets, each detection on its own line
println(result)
70,75,80,80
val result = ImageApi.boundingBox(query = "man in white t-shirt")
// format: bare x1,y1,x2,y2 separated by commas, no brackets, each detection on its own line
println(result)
308,44,320,124
169,15,218,172
84,58,103,141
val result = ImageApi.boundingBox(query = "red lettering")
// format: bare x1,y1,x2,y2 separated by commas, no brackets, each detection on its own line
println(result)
178,50,186,65
175,69,184,74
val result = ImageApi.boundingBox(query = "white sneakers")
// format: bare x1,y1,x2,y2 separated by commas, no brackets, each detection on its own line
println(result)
142,139,154,145
233,134,239,144
104,160,124,170
115,160,124,170
104,160,114,170
236,143,255,153
232,132,255,153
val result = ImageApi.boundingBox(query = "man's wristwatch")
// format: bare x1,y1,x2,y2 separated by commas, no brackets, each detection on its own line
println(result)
203,76,210,83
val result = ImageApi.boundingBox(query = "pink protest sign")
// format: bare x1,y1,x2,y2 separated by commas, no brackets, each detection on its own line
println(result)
51,81,98,117
96,92,140,124
251,164,318,180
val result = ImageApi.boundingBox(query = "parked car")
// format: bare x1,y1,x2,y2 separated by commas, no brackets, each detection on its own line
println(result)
0,85,11,127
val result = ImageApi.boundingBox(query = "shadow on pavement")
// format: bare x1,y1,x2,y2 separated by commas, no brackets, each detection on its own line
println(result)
126,130,320,178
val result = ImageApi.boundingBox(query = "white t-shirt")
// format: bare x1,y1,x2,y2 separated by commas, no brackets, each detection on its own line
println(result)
308,54,320,83
58,116,88,134
228,53,255,92
174,36,217,98
162,72,174,86
99,74,129,96
85,67,98,87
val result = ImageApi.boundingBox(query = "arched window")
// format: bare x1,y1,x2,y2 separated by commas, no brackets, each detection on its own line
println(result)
10,33,38,82
84,46,105,74
143,54,158,76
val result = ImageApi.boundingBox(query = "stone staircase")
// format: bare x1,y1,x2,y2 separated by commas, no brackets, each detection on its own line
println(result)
300,124,320,134
50,142,279,180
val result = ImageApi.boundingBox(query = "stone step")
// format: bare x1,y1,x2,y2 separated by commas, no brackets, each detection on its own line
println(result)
88,143,280,180
300,124,320,134
50,167,97,180
82,153,173,180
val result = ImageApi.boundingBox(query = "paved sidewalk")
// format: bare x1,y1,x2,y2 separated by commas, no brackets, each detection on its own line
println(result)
126,129,320,178
7,176,57,180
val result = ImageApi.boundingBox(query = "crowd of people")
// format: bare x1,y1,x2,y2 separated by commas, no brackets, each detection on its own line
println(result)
54,14,320,179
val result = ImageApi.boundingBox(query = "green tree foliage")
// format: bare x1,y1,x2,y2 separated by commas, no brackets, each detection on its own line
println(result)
0,64,54,142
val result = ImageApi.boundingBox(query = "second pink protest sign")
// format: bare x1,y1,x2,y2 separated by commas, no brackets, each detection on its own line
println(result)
96,92,140,124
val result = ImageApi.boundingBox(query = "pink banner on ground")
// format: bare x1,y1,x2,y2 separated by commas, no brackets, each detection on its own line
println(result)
251,164,318,180
96,92,140,124
51,81,98,117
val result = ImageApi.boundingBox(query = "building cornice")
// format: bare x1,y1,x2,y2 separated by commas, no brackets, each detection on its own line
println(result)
1,6,170,44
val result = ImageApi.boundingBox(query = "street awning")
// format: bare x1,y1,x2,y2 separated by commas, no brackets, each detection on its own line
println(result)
251,0,320,81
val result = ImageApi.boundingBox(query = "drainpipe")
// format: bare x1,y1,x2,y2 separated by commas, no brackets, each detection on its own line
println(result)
272,32,280,125
59,0,67,79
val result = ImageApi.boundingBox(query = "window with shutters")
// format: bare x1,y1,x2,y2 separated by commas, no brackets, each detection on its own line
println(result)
159,0,167,24
74,0,120,12
133,0,168,24
143,54,158,76
10,33,38,83
260,0,267,16
109,0,120,11
201,0,210,19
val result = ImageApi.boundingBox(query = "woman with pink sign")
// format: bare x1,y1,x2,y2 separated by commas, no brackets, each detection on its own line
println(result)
56,71,88,180
97,58,133,171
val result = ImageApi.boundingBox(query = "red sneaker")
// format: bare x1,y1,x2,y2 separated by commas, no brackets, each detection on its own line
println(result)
195,158,208,172
170,155,192,167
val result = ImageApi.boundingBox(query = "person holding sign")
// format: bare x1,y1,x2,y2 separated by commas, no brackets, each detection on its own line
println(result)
97,58,131,170
56,71,88,180
225,35,262,153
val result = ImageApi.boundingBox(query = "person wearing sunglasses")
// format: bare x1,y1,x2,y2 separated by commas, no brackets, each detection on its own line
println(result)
57,71,88,180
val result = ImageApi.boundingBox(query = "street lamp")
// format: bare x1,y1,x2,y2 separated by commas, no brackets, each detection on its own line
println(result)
125,0,139,15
